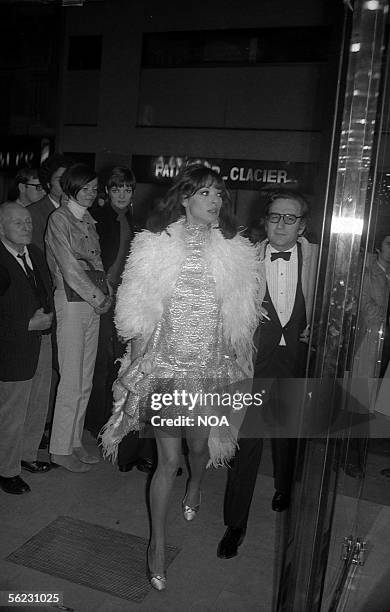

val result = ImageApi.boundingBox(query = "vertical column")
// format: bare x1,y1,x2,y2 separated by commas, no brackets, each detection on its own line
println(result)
277,2,389,611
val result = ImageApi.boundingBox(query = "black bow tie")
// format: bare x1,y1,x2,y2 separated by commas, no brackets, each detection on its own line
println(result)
271,251,291,262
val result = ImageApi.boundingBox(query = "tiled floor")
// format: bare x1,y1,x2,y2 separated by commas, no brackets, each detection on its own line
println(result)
1,434,390,612
0,434,279,612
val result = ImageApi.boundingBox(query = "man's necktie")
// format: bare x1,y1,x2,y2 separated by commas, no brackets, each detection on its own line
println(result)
270,251,291,262
17,253,36,287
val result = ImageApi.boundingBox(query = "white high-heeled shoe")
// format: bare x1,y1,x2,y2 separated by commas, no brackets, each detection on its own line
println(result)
147,548,167,591
182,490,202,521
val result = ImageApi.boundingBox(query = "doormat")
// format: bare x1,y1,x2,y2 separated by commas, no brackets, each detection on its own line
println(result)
7,515,179,603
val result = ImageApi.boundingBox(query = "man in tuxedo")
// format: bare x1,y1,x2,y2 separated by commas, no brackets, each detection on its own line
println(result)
28,154,73,251
0,202,54,495
217,190,318,558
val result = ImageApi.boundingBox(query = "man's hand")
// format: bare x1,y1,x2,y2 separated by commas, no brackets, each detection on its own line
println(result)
28,308,53,331
299,325,310,343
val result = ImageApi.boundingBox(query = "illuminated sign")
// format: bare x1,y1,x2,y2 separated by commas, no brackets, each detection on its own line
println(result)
132,155,317,191
0,137,52,171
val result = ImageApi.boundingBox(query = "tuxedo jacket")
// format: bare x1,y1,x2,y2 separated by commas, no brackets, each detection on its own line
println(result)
28,195,56,252
254,238,319,379
0,242,53,381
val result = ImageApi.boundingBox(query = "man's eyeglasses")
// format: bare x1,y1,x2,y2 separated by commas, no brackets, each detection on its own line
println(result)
266,213,303,225
25,183,43,191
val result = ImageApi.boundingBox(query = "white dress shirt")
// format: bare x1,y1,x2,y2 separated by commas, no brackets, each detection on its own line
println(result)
1,240,34,271
265,243,298,345
48,194,61,209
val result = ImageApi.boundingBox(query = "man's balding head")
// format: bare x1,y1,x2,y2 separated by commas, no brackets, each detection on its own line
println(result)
0,202,33,253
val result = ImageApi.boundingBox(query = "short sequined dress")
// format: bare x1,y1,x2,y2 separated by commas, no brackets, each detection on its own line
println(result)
132,222,245,422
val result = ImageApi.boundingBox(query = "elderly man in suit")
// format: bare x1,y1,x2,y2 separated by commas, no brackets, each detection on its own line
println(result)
217,190,318,558
0,202,53,495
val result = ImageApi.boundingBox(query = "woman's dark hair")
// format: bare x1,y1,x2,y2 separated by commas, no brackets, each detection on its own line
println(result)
60,163,97,199
147,163,238,238
106,166,136,192
39,153,73,193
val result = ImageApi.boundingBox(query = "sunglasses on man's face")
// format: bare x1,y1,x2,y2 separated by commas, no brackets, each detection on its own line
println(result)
266,213,303,225
25,183,43,191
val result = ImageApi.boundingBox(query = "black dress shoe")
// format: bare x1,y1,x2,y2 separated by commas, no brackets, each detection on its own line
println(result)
217,527,246,559
21,461,52,474
0,475,31,495
272,491,290,512
118,461,136,472
119,460,182,476
136,458,155,473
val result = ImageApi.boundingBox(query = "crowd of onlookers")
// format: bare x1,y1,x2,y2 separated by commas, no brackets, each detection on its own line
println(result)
0,155,153,496
0,156,275,499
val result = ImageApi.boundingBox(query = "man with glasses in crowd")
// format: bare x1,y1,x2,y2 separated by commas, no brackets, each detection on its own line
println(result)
27,155,74,451
217,189,318,559
29,154,73,252
14,167,43,208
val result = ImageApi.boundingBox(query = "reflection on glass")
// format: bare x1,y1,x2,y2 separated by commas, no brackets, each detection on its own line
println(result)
353,234,390,411
280,1,389,610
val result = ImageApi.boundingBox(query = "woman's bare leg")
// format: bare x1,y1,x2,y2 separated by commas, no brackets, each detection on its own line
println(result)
184,427,209,507
148,429,181,576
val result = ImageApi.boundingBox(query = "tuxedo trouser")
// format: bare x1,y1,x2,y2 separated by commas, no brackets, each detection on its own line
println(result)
223,347,302,529
0,334,52,477
223,436,264,529
49,291,99,455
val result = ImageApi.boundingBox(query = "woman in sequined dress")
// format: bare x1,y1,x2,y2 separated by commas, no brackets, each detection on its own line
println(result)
102,164,261,590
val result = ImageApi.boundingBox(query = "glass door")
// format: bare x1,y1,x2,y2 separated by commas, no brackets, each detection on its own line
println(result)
327,16,390,610
276,1,390,610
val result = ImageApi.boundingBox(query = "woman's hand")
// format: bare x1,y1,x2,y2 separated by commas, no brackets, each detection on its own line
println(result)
259,306,270,321
130,337,145,363
106,266,119,288
133,354,153,375
94,295,113,315
106,279,114,297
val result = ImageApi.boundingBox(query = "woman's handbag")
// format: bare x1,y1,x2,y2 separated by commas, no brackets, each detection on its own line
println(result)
63,258,108,302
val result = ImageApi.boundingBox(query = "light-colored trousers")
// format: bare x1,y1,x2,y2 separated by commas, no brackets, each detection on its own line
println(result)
0,334,52,477
49,290,100,455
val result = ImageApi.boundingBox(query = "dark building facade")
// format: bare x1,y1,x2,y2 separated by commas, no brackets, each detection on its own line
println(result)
55,0,342,234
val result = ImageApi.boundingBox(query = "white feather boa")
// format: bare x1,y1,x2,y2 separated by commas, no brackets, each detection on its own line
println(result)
115,218,262,376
